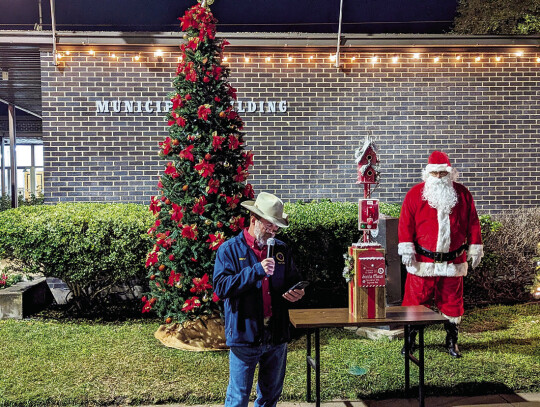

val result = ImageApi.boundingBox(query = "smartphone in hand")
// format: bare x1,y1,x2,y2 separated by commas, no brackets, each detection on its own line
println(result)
288,280,310,291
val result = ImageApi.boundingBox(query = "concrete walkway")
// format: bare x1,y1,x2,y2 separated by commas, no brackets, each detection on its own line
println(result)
135,392,540,407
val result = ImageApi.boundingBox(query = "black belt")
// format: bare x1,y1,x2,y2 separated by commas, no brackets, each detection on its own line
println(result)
414,243,469,263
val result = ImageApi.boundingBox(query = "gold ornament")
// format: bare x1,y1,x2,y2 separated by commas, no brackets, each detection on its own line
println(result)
198,0,214,7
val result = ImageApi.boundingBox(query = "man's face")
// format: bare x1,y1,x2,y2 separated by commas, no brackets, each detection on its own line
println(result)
430,171,449,178
253,217,279,246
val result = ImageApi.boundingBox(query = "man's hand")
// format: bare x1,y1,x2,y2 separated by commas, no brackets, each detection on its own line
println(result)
261,258,275,276
401,253,414,267
283,288,304,302
469,255,481,269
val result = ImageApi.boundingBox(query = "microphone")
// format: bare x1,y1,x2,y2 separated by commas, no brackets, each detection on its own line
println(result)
267,238,275,258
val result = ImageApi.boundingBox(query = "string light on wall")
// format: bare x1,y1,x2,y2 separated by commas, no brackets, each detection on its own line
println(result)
52,49,540,67
154,49,164,61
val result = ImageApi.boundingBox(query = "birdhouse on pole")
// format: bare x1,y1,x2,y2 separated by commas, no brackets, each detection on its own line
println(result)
347,135,386,319
355,138,380,184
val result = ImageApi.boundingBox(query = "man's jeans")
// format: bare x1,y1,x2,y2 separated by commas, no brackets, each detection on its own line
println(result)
225,342,287,407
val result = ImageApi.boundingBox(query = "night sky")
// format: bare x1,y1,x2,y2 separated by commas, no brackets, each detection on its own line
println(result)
1,0,459,33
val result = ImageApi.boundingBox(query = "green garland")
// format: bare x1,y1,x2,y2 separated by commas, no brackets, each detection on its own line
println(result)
342,253,355,283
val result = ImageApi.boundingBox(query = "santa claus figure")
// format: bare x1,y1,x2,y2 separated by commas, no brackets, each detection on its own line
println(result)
398,151,483,358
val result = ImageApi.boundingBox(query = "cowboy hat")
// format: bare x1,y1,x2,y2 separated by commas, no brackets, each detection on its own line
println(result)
241,192,289,228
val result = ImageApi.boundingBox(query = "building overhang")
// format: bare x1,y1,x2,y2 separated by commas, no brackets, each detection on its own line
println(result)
1,30,539,53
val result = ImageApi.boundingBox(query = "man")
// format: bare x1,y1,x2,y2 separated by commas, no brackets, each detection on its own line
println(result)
213,192,305,407
398,151,483,358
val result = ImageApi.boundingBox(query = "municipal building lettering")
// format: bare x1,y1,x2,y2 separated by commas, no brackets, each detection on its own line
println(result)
95,99,288,114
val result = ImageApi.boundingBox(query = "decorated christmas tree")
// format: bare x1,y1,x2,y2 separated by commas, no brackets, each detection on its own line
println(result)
143,1,254,325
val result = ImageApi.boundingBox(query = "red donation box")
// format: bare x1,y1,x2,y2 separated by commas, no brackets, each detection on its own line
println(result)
358,199,379,230
348,245,386,319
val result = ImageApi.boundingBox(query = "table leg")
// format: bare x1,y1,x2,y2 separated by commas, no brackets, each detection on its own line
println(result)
306,328,311,402
418,326,425,407
404,325,410,393
315,327,320,407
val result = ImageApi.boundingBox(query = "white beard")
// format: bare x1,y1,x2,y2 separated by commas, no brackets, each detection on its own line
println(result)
422,175,458,214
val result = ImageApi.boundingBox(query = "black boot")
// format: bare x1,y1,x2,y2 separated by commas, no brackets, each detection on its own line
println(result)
401,327,418,355
444,321,462,358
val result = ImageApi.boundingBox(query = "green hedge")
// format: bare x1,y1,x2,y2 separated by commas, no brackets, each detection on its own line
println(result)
0,201,534,315
0,203,153,312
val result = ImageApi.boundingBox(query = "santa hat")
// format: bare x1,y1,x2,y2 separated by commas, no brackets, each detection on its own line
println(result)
425,151,452,173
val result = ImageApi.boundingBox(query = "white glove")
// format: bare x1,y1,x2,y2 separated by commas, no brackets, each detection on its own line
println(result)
401,253,414,267
470,255,481,269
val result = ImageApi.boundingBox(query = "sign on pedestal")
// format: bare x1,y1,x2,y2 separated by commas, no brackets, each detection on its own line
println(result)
348,245,386,319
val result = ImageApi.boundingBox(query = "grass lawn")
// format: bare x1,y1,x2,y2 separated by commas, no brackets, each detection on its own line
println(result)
0,303,538,406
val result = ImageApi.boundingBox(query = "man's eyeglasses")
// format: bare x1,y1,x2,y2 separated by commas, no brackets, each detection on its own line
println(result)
257,218,281,234
430,171,449,178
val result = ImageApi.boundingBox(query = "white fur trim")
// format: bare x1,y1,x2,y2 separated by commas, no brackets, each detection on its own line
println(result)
398,242,416,255
406,261,468,277
353,242,381,248
436,210,451,252
442,312,462,324
467,244,484,258
425,164,452,173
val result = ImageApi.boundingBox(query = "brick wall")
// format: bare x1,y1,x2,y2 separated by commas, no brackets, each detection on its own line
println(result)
41,50,540,214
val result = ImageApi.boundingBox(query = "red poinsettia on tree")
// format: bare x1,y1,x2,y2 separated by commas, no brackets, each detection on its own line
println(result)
144,1,255,323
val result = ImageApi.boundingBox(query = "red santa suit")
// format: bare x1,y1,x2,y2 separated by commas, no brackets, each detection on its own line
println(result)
398,153,483,321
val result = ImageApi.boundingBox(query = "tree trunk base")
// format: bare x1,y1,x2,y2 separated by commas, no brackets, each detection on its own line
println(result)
154,314,228,351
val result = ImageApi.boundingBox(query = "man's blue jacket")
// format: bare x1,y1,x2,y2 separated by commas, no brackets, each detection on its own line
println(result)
213,232,301,347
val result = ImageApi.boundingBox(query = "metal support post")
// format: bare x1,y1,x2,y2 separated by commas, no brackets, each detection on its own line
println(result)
315,328,320,407
306,329,312,402
8,104,17,208
419,326,425,407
